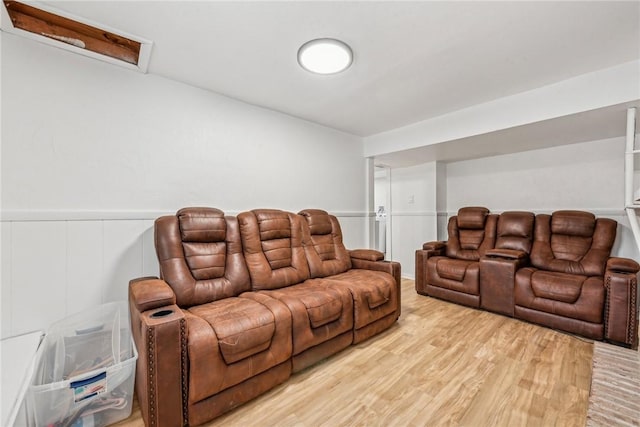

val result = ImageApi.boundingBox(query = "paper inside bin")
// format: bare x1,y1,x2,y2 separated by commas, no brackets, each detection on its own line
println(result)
71,371,107,403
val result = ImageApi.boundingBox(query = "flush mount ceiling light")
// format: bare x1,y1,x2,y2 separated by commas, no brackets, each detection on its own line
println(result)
297,38,353,75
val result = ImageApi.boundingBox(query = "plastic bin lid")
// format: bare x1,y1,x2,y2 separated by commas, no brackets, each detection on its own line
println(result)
1,331,44,427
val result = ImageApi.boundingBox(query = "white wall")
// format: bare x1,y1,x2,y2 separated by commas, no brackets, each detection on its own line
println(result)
2,34,366,214
389,162,439,279
446,136,639,260
446,137,623,211
389,137,640,280
374,171,388,213
365,60,640,157
1,34,367,338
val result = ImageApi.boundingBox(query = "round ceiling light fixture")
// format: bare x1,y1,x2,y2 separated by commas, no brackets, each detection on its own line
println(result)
297,38,353,75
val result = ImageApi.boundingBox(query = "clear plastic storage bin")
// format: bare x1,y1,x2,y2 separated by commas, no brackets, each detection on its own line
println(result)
26,302,137,427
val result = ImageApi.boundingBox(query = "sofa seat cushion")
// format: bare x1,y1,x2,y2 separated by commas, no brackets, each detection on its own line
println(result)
297,288,344,328
515,267,605,324
321,269,398,329
435,258,469,281
184,294,292,403
530,271,584,304
188,297,275,364
260,281,353,355
426,256,480,296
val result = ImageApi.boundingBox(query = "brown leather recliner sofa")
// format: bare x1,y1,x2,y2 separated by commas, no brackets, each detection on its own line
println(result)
129,207,401,427
416,207,639,348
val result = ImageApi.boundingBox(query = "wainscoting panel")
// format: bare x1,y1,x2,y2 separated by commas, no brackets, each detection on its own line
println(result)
436,210,638,261
67,221,104,314
1,213,368,339
391,212,438,280
11,221,67,337
141,222,159,278
2,222,13,338
102,220,149,304
611,214,640,261
397,210,640,281
335,215,369,251
1,219,156,339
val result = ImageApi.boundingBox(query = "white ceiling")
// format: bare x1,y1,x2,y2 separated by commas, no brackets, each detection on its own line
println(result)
374,100,640,167
43,1,640,140
43,1,640,136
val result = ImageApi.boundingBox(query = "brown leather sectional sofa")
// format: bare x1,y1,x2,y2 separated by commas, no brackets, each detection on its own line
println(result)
416,207,639,348
128,207,401,427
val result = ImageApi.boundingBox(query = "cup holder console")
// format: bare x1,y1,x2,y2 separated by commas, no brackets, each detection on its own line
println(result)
151,309,174,318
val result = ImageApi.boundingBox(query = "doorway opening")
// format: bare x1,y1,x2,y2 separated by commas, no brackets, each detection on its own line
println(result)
374,165,391,260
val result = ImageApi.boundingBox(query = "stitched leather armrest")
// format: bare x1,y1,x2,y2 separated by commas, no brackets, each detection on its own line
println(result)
484,248,527,260
606,257,640,274
415,243,445,295
349,249,384,261
604,261,639,347
422,241,446,251
350,258,401,318
129,277,177,313
134,305,187,427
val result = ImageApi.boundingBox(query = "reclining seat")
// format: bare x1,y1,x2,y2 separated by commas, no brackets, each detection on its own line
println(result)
238,209,354,372
299,209,400,344
418,207,497,307
129,208,292,427
514,210,616,339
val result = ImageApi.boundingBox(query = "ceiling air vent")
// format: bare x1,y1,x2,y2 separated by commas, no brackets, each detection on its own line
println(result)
1,1,152,72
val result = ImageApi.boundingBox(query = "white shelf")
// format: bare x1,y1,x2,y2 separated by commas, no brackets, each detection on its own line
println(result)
625,108,640,254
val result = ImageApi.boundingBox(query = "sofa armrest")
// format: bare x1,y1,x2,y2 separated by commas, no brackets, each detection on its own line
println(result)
422,241,446,251
604,259,639,348
349,249,384,262
415,243,446,296
129,278,187,427
350,257,402,318
484,248,528,260
129,276,176,312
350,257,400,280
606,257,640,274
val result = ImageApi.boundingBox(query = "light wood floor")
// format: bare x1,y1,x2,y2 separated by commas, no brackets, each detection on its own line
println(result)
116,279,594,427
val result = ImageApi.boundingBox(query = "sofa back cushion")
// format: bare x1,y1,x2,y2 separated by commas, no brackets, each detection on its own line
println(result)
238,209,311,290
446,207,497,261
155,207,251,307
495,211,535,253
530,210,616,276
299,209,352,278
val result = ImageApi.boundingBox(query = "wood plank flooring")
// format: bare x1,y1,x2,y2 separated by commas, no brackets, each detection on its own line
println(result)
115,279,594,427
